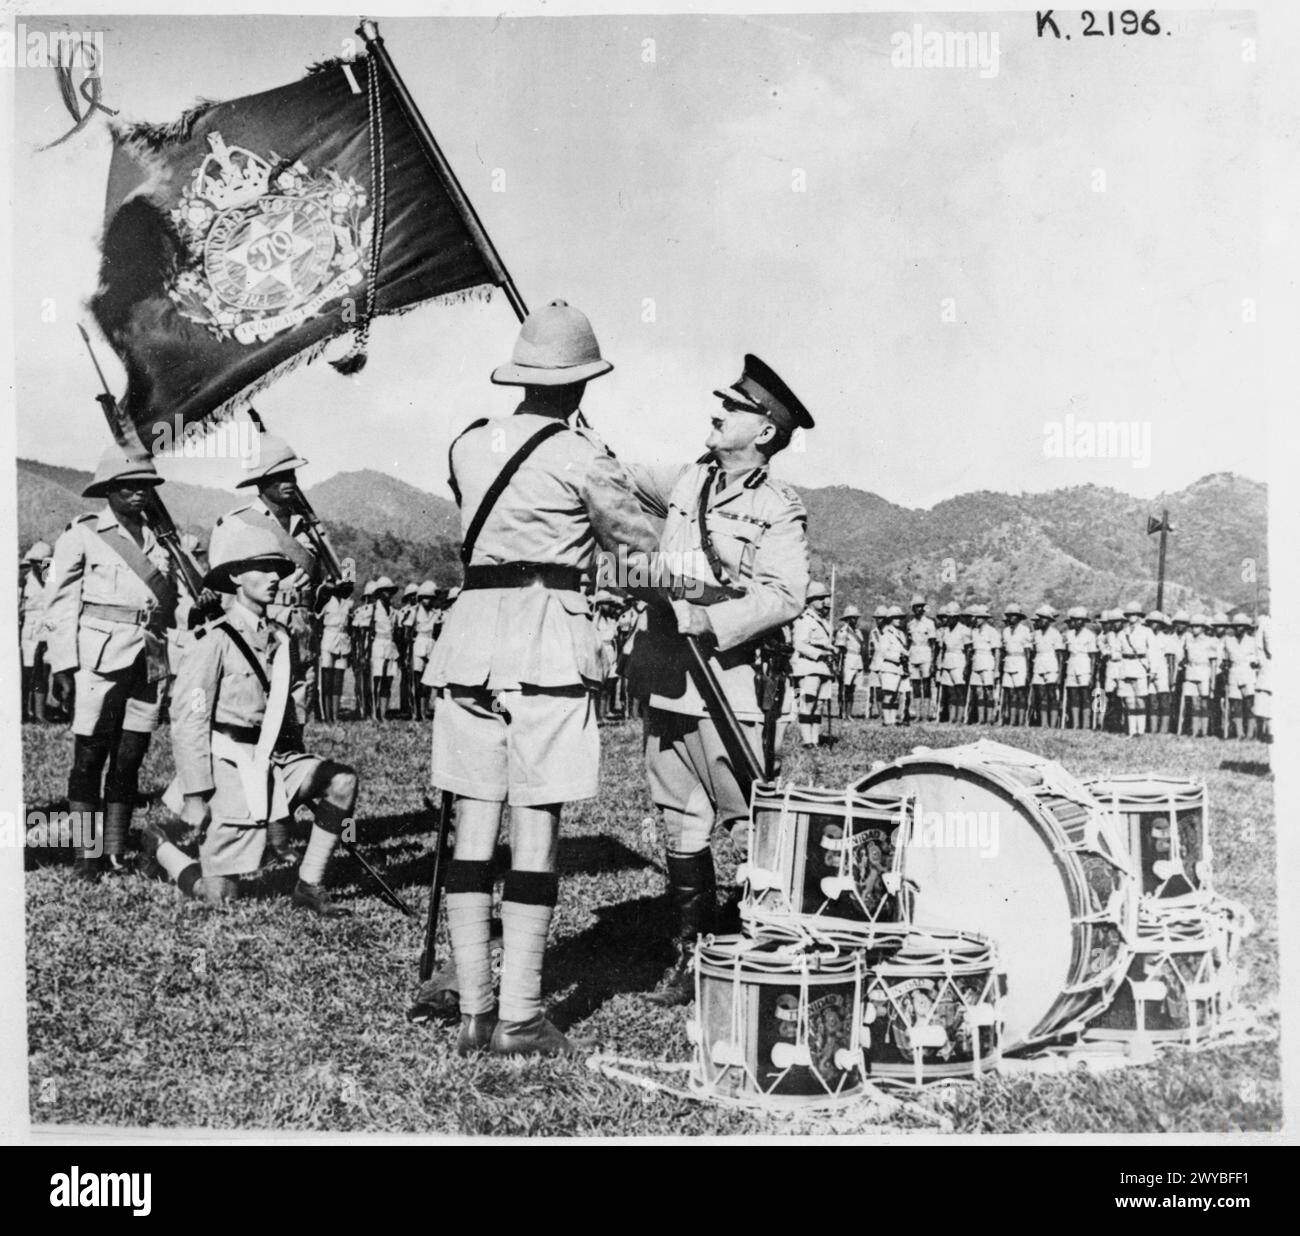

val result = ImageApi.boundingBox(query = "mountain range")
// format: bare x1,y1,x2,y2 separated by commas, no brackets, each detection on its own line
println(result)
15,459,1268,615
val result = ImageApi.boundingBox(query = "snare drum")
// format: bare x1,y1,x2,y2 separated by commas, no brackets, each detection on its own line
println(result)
865,928,1003,1084
688,935,868,1107
1086,899,1240,1046
855,739,1138,1051
1083,776,1209,900
738,783,912,947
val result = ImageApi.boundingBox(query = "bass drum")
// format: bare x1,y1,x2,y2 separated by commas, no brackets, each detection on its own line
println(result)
854,740,1137,1052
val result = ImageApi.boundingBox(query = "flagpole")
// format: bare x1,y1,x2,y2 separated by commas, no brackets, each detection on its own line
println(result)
356,18,529,325
1156,507,1168,612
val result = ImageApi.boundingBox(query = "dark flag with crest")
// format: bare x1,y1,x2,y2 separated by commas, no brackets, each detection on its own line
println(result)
90,55,504,448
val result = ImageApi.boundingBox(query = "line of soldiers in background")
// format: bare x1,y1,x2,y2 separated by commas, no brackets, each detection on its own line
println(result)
798,596,1271,742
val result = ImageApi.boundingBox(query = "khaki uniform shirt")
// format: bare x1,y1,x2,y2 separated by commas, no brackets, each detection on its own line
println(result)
1001,620,1033,665
969,623,1000,672
1032,625,1064,677
42,507,176,676
625,458,810,721
907,614,937,667
171,601,299,796
791,608,834,677
938,621,971,672
835,621,867,674
426,410,659,691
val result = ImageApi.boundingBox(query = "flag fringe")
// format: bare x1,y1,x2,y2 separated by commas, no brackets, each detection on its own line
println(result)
178,284,495,436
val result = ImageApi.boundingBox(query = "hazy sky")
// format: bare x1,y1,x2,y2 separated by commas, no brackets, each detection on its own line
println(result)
11,10,1264,507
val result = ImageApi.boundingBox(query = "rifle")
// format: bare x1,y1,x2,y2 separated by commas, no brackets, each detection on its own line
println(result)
418,790,455,983
757,632,793,779
78,325,206,604
244,409,352,593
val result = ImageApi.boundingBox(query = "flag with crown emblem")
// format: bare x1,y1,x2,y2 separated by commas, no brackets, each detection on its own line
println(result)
90,56,501,447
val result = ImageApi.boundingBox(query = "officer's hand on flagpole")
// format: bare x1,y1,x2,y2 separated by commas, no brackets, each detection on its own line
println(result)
181,793,211,831
673,601,715,640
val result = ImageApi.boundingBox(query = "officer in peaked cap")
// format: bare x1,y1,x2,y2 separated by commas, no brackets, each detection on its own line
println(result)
420,298,659,1057
43,447,178,878
622,352,812,1004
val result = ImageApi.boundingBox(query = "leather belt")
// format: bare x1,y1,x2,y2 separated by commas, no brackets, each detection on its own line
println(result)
83,601,159,629
461,562,586,592
215,722,262,744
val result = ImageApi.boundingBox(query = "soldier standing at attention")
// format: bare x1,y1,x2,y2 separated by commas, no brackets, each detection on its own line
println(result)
1180,615,1218,738
1253,613,1272,743
20,541,53,722
1222,612,1259,740
350,582,375,719
1117,603,1153,736
906,595,937,723
999,603,1032,726
409,582,440,720
625,354,812,1005
872,605,909,727
368,577,399,723
934,602,967,723
834,603,866,720
43,449,178,878
791,581,834,746
424,300,659,1056
316,584,353,723
864,604,889,721
1144,611,1174,734
967,604,998,724
159,517,360,914
1030,605,1064,727
1062,606,1097,729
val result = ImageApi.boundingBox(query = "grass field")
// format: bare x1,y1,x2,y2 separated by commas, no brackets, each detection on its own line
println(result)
22,714,1279,1136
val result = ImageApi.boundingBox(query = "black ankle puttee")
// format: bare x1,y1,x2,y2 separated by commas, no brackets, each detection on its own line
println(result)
501,869,559,907
445,859,495,896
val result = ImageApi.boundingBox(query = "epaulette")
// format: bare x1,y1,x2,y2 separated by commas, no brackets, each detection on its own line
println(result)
70,513,97,529
447,418,491,505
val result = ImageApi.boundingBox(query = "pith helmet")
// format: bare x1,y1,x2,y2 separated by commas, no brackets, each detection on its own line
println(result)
490,299,612,387
1212,612,1230,627
403,583,419,599
1232,612,1252,625
1034,604,1056,619
235,433,308,487
807,581,831,602
23,541,52,562
841,604,861,619
1191,613,1210,627
205,516,293,592
1147,610,1167,625
1122,601,1144,616
886,604,904,619
1172,609,1191,624
910,593,927,607
82,447,163,498
416,581,439,598
969,603,989,618
372,576,396,593
713,353,814,432
1004,601,1025,616
872,604,888,618
939,601,959,616
1067,606,1087,620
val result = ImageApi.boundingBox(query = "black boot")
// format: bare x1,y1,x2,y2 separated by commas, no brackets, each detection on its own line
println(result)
69,799,102,883
102,801,133,875
456,1009,499,1056
647,849,716,1007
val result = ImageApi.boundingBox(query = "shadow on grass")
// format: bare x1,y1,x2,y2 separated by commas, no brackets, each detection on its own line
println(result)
1219,759,1272,777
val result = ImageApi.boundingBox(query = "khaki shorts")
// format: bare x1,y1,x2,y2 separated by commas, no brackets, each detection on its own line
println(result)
935,667,964,688
798,675,833,706
908,658,932,681
1001,659,1028,688
645,709,760,832
968,669,995,688
1117,676,1148,703
201,750,321,877
319,649,350,669
430,686,597,806
73,661,161,737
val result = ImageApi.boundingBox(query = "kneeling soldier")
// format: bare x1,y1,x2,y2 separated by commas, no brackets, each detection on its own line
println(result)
153,517,360,914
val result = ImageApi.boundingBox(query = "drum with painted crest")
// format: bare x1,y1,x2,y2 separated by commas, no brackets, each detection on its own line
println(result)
1083,775,1209,900
687,935,868,1107
738,783,912,947
1086,894,1254,1046
864,928,1003,1083
854,740,1138,1051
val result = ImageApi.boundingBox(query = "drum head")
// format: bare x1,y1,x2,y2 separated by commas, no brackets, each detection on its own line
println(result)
855,759,1074,1049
